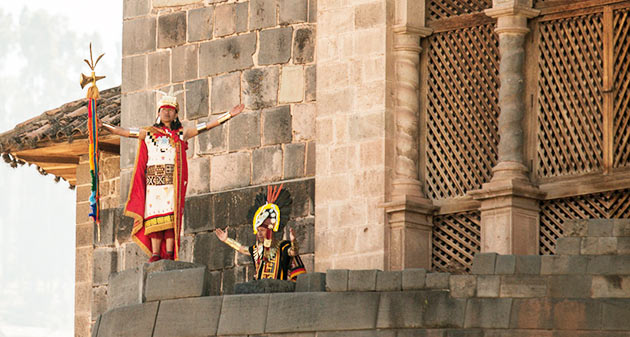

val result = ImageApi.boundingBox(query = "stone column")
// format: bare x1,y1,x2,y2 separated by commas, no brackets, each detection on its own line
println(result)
383,0,436,270
469,0,544,255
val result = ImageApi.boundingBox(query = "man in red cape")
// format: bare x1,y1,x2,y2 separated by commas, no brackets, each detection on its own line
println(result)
100,87,243,262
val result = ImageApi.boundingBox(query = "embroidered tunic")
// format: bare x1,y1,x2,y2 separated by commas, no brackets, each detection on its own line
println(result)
143,129,182,234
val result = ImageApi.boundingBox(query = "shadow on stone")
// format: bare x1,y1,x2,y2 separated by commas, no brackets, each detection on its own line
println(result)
234,279,296,294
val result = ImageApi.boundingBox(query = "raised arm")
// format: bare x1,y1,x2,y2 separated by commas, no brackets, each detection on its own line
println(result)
183,104,244,141
215,227,249,255
288,227,299,257
98,117,146,139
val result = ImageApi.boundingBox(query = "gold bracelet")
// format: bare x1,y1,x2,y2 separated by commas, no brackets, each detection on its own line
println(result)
290,241,299,254
196,122,207,132
217,112,232,124
225,237,242,251
129,127,140,138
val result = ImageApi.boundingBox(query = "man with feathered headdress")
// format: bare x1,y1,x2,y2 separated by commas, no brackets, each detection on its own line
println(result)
99,87,243,262
215,185,306,281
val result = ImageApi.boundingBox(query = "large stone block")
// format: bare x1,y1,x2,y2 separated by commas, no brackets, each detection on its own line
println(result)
263,105,292,145
192,232,235,270
207,270,222,296
284,143,305,179
601,298,630,330
613,219,630,237
471,253,497,275
279,0,307,24
509,298,553,329
92,287,108,321
153,0,200,6
147,50,170,88
199,33,256,76
426,272,450,289
581,237,617,255
293,26,315,64
235,279,296,294
476,275,500,297
116,207,134,244
158,12,186,48
184,194,214,234
306,141,315,176
211,72,241,114
172,44,198,83
197,121,226,154
287,217,315,253
122,55,146,92
95,208,116,246
549,275,592,298
514,255,541,274
145,266,207,301
250,0,276,30
210,151,251,191
259,27,293,65
187,157,211,195
292,103,315,141
376,271,402,291
464,298,512,328
265,292,380,332
556,237,582,255
500,275,547,298
123,0,150,18
402,268,427,290
123,16,156,56
540,255,589,275
123,241,148,270
121,90,155,129
252,146,283,184
591,275,630,298
355,2,384,29
279,66,305,103
214,3,236,37
326,269,349,291
564,219,588,237
108,267,143,309
235,2,249,33
305,65,316,101
587,255,618,275
449,275,476,298
153,296,223,337
97,302,159,337
228,109,261,150
93,248,118,285
188,6,213,42
217,294,270,335
222,265,247,294
185,78,210,120
376,291,427,328
423,291,467,328
495,255,516,274
588,220,614,237
296,272,326,292
243,67,279,110
348,269,379,291
552,299,602,330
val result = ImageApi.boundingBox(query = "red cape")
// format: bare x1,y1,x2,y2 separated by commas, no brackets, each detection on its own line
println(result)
124,127,188,260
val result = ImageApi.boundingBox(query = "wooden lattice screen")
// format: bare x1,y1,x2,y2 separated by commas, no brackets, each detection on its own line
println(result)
427,0,492,21
614,8,630,168
537,12,604,178
432,211,481,272
540,189,630,255
425,24,500,200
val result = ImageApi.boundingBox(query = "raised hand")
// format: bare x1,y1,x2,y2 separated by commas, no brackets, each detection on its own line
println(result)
289,227,296,242
215,227,229,242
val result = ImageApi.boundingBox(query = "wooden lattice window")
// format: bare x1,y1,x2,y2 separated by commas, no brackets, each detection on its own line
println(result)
540,189,630,255
427,0,492,21
432,211,481,273
537,12,604,178
425,24,500,200
613,8,630,168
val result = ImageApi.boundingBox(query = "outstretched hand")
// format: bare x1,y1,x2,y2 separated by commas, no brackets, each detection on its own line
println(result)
215,227,229,242
289,227,296,242
230,104,245,117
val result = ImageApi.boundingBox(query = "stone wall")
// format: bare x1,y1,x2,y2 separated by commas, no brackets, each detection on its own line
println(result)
315,0,394,271
75,152,121,336
94,219,630,337
85,0,318,334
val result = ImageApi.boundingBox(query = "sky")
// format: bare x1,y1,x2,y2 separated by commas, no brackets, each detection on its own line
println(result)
0,1,121,336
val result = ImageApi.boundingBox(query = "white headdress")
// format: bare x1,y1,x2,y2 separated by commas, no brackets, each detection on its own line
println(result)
155,86,186,112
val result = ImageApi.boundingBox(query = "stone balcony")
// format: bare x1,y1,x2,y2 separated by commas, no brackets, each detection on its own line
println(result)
93,219,630,337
